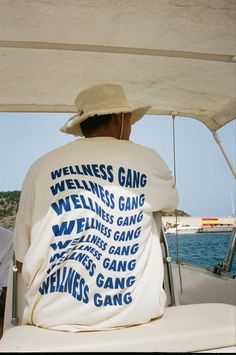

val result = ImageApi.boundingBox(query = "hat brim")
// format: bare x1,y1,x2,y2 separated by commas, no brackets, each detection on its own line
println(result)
60,105,151,136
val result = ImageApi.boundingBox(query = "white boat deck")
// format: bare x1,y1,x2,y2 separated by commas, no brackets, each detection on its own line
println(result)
0,303,235,353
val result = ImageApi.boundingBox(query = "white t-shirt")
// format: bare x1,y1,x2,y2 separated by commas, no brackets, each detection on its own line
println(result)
14,137,178,331
0,226,14,294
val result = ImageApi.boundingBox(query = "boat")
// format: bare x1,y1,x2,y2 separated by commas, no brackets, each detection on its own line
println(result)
165,223,203,234
0,0,235,352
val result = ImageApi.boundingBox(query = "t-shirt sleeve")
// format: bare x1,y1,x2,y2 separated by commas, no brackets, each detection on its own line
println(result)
148,150,179,213
13,164,36,263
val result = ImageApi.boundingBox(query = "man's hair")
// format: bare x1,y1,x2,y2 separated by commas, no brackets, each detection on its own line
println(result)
80,114,113,137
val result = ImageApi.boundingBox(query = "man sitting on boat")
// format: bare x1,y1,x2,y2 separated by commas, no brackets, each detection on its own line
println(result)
13,83,178,331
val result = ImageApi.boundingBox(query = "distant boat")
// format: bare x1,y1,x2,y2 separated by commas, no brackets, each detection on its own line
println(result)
165,223,202,234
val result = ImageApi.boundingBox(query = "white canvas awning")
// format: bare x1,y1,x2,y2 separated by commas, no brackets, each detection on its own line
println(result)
0,0,235,131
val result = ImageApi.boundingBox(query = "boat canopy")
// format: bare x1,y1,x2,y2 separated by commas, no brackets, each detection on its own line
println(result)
0,0,235,132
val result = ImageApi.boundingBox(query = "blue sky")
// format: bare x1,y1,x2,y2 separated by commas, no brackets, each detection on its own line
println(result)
0,112,235,217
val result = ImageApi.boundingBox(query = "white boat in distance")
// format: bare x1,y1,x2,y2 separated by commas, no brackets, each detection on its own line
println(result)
165,223,203,234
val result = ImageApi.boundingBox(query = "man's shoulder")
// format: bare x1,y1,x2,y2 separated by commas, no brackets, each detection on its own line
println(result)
31,140,75,167
123,140,156,154
127,141,163,159
23,140,76,182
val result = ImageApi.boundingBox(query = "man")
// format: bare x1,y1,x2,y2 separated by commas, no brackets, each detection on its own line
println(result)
0,226,14,335
14,83,178,331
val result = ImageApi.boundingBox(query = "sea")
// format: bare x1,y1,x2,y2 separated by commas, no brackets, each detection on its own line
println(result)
166,232,236,276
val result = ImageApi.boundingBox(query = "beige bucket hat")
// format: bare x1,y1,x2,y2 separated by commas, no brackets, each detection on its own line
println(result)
60,83,151,136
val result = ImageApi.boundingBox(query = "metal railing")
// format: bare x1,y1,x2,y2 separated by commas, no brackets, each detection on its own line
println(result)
213,227,236,275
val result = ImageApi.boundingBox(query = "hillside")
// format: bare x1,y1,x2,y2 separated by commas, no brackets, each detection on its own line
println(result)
0,191,21,230
0,190,189,231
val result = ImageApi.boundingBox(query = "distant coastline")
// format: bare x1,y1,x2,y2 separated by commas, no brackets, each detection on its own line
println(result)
162,216,236,234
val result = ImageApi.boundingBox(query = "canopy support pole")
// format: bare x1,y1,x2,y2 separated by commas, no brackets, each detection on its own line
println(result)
172,114,183,294
212,131,236,179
